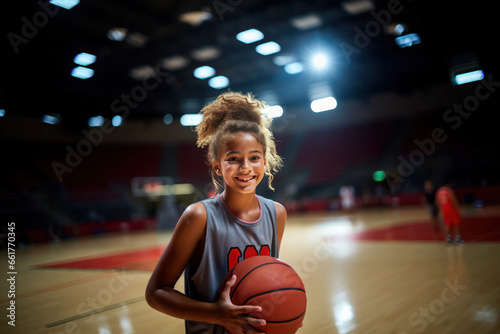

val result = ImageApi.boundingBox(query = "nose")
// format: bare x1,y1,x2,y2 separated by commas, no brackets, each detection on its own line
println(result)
239,159,251,170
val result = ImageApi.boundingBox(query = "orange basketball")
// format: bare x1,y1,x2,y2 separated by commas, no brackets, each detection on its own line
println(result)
221,256,306,334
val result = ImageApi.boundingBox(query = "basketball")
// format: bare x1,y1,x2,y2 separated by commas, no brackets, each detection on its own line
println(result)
220,256,307,334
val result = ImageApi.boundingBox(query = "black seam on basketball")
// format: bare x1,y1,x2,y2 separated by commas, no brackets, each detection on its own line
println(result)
230,262,294,299
265,310,306,324
242,287,306,306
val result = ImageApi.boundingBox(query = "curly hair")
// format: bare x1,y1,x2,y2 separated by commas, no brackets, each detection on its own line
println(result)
196,92,283,191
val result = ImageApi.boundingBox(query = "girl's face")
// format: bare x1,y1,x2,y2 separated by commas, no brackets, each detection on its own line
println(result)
213,132,266,195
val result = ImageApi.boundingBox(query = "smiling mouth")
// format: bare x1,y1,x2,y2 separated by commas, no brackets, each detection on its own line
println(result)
235,176,256,182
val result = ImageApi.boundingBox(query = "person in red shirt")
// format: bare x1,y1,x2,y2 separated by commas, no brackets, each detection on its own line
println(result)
436,182,463,245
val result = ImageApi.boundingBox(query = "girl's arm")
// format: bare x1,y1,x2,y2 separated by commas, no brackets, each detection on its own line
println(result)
145,202,265,333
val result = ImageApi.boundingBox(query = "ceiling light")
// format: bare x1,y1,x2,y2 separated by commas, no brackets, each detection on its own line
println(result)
74,52,96,66
395,33,421,48
129,65,155,80
454,70,484,85
180,114,203,126
160,55,189,71
284,62,303,74
341,0,374,15
312,54,328,68
112,115,122,126
255,41,281,56
384,23,406,36
394,24,405,35
290,14,323,30
311,97,337,113
191,46,220,61
193,66,216,79
107,28,127,41
49,0,79,10
42,114,60,124
88,116,104,127
71,66,94,79
178,11,212,26
262,105,283,118
208,75,229,89
163,114,173,125
236,29,264,44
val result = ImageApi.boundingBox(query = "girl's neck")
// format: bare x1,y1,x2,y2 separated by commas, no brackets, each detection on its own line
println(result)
220,189,258,219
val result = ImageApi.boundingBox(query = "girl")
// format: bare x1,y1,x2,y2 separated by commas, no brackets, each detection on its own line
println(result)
146,92,286,334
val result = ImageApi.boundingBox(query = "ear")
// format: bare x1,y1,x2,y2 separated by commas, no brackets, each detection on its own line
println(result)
212,160,222,176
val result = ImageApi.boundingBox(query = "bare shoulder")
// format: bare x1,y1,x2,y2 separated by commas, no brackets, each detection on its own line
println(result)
176,202,207,232
273,201,287,218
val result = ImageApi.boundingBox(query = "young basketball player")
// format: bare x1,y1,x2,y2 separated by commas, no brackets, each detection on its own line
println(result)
145,92,286,334
436,181,463,245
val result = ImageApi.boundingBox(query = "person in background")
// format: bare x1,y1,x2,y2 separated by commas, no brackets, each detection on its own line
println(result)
339,184,355,212
421,180,440,232
436,181,464,245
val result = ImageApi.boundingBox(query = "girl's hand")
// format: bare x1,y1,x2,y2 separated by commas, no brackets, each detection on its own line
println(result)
213,275,266,334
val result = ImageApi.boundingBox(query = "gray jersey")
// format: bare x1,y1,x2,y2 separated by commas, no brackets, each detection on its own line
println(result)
184,194,279,334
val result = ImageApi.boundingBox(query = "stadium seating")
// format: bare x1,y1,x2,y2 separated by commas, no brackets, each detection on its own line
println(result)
292,120,395,186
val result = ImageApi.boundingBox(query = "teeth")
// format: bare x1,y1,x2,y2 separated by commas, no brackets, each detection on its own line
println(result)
238,176,254,181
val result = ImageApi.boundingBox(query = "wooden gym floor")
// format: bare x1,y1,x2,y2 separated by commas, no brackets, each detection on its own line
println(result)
2,204,500,334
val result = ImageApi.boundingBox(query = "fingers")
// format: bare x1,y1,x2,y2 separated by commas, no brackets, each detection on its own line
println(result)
235,323,266,334
220,275,236,299
226,274,237,288
243,316,266,328
236,305,262,315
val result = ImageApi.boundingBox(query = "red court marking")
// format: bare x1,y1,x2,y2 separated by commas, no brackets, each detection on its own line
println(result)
36,216,500,272
36,246,165,271
322,216,500,242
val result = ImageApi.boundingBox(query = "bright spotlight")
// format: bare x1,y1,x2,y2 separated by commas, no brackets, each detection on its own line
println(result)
88,116,104,127
262,105,283,118
311,97,337,113
208,76,229,89
312,54,328,68
42,114,60,125
180,114,203,126
454,70,484,85
112,115,123,126
284,62,303,74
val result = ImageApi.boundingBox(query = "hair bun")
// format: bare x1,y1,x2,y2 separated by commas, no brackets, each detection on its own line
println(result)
196,92,270,148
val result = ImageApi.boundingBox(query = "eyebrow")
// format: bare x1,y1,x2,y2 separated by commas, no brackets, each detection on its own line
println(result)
225,150,262,155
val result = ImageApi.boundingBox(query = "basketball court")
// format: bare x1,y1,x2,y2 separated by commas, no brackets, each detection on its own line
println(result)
3,204,500,334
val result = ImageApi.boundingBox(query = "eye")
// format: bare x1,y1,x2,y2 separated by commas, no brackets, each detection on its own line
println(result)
227,156,238,162
250,155,261,161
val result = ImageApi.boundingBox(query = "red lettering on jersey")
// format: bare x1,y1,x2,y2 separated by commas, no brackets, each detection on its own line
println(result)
244,245,258,259
227,247,242,272
260,245,270,256
227,245,271,271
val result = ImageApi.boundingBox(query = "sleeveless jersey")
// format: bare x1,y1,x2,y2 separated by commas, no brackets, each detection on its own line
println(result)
436,187,458,215
184,194,279,334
